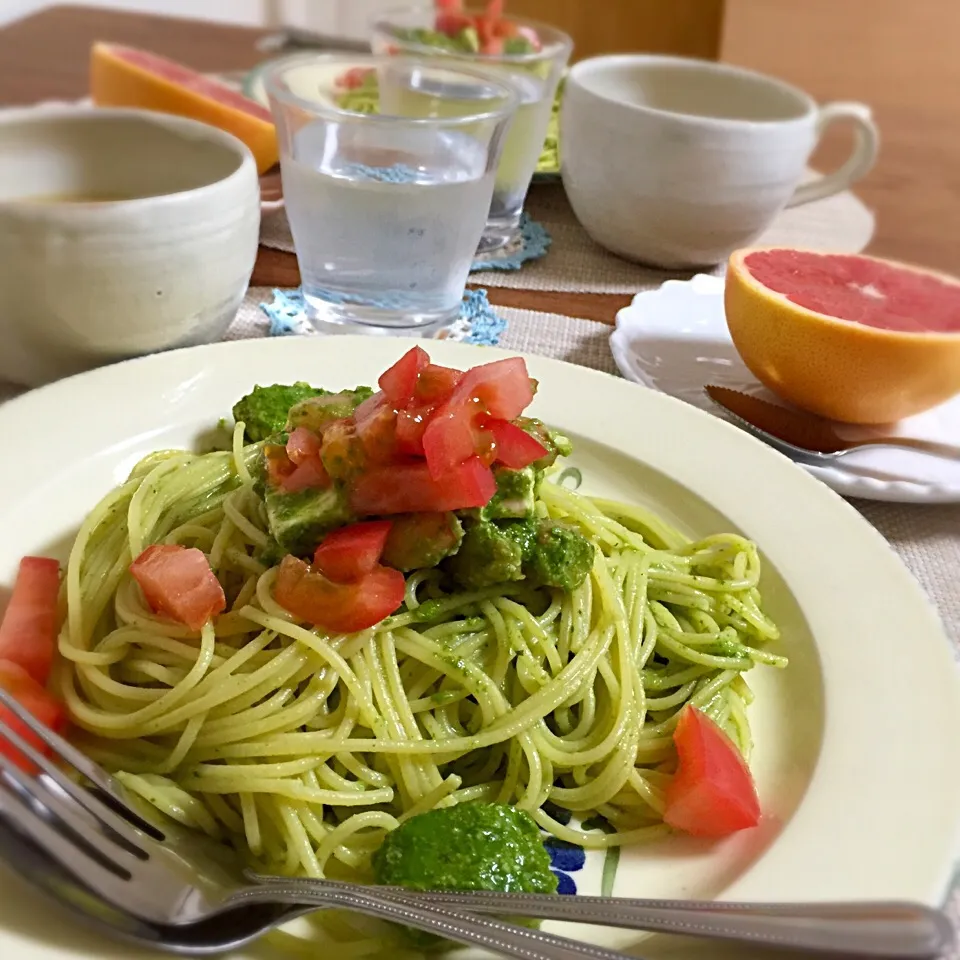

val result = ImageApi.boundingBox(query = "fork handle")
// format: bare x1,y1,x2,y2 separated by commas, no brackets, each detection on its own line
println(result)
379,892,954,958
249,877,954,959
237,883,639,960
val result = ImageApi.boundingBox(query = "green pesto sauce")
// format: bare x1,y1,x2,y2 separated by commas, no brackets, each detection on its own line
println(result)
524,520,595,591
445,520,527,588
286,387,374,433
412,599,447,622
394,26,537,56
232,382,328,442
373,803,557,894
381,512,464,572
482,465,537,520
445,518,594,591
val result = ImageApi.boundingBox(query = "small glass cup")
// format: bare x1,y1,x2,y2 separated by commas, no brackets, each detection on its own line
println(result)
372,7,572,253
265,53,517,334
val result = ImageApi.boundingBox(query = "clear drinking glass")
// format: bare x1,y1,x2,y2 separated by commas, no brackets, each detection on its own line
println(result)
372,8,572,253
265,54,516,334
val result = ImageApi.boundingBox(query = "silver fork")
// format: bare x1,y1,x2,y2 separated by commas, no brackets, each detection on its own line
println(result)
0,692,640,960
0,687,953,959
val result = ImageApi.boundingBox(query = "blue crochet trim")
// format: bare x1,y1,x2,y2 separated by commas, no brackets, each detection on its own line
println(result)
262,289,307,337
471,214,551,273
259,287,506,346
459,288,507,345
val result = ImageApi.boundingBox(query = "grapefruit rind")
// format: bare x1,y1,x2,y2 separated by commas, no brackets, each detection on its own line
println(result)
90,43,278,174
724,247,960,424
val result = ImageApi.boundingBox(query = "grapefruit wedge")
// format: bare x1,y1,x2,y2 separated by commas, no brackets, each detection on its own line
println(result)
90,43,278,174
725,248,960,423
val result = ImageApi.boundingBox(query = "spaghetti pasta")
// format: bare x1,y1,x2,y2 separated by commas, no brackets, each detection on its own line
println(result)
57,425,785,882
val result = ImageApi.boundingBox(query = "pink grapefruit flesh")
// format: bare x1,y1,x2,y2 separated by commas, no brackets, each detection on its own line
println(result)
725,248,960,423
90,43,278,173
744,249,960,334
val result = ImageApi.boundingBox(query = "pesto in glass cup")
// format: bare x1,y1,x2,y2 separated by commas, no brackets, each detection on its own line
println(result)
372,7,572,253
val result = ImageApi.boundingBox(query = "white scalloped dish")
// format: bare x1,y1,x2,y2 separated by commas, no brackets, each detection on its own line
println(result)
610,274,960,504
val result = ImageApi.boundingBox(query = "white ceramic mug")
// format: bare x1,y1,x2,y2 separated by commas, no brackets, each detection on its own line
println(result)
560,55,879,268
0,108,261,387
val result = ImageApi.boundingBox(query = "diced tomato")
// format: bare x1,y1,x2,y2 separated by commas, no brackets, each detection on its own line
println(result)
0,556,61,685
355,405,398,464
414,363,462,405
434,0,471,36
422,399,490,479
475,15,495,45
450,357,535,420
282,456,331,494
313,521,393,583
516,24,542,49
487,419,549,469
663,706,761,838
350,456,496,515
352,393,399,463
435,11,472,34
265,444,295,486
336,66,375,90
405,363,470,470
130,545,226,632
354,391,388,427
271,428,331,492
395,405,432,456
0,660,66,773
378,346,430,409
274,555,405,633
286,427,322,465
321,419,367,481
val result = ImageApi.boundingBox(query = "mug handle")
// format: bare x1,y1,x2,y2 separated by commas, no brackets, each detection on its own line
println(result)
786,101,879,207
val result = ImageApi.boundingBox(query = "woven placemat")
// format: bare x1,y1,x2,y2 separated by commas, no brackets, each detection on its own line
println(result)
0,293,956,953
260,171,875,295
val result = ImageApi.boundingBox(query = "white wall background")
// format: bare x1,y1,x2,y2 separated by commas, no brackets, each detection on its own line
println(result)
0,1,427,36
1,0,267,27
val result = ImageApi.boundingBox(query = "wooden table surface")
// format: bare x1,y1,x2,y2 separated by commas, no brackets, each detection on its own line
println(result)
1,3,957,327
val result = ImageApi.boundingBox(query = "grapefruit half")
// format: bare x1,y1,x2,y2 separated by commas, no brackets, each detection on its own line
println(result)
90,43,278,174
725,248,960,424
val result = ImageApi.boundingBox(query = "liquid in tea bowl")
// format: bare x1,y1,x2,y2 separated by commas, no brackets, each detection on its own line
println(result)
0,108,260,387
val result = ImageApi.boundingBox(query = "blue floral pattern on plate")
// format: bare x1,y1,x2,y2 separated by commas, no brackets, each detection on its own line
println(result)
545,837,586,894
541,802,619,897
540,803,584,895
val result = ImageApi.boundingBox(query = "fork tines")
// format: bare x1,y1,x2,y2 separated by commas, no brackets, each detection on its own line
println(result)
0,686,164,889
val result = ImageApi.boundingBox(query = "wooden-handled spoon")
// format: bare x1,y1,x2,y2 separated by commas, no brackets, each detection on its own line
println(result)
704,385,960,465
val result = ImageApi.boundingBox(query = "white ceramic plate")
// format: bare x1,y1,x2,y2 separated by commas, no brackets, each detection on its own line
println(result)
0,337,958,960
610,274,960,504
